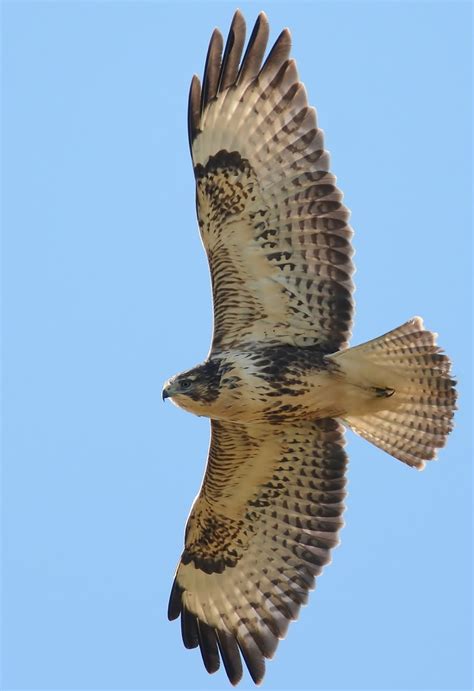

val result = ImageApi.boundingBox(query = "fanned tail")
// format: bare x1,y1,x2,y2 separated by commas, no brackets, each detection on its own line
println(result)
330,317,457,469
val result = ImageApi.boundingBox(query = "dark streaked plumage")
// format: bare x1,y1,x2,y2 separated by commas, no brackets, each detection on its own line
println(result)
164,10,457,686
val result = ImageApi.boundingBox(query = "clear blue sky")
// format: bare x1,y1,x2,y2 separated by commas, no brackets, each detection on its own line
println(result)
2,2,472,690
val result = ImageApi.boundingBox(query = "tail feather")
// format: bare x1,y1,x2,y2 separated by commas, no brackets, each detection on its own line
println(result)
330,317,457,469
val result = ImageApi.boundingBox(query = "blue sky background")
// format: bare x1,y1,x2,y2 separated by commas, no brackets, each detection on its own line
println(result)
2,2,472,690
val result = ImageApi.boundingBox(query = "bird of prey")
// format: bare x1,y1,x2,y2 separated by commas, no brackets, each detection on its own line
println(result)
162,10,456,686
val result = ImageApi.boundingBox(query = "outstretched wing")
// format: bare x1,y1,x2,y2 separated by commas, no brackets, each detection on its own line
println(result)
190,11,354,354
168,418,347,685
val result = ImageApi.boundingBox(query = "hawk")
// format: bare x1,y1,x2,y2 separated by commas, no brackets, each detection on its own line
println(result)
162,10,456,686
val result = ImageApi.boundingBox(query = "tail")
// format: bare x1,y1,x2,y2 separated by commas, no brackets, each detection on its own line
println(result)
329,317,457,469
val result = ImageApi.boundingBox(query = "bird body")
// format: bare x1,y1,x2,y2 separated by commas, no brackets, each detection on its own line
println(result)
165,342,397,423
163,10,457,686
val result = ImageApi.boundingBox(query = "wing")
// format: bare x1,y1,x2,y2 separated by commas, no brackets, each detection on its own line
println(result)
168,418,347,685
190,11,354,354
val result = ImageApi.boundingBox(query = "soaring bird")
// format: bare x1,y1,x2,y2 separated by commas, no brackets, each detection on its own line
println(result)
163,10,456,686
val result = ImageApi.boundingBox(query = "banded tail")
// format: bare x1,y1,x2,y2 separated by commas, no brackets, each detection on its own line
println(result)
329,317,457,469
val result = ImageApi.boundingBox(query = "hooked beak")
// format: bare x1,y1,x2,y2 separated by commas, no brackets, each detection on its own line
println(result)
162,386,170,401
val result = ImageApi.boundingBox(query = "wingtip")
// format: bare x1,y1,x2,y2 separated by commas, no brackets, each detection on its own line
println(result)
167,577,184,621
232,8,245,24
210,26,224,42
230,9,246,38
256,10,269,28
253,11,270,44
279,27,292,45
216,629,244,686
212,27,225,57
229,676,243,687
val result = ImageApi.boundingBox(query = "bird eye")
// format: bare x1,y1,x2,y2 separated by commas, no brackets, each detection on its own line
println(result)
180,379,192,390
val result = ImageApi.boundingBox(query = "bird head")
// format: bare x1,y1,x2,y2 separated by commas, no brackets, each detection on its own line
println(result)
162,360,223,416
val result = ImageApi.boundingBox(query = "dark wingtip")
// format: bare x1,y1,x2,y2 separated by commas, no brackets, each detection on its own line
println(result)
238,639,266,685
201,28,224,113
261,27,292,76
188,12,294,156
217,9,246,93
167,577,184,621
188,74,202,153
216,629,243,686
181,605,199,649
197,620,221,674
232,8,245,24
237,11,270,84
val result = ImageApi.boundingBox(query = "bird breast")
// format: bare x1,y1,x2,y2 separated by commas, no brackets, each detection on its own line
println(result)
209,347,347,423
